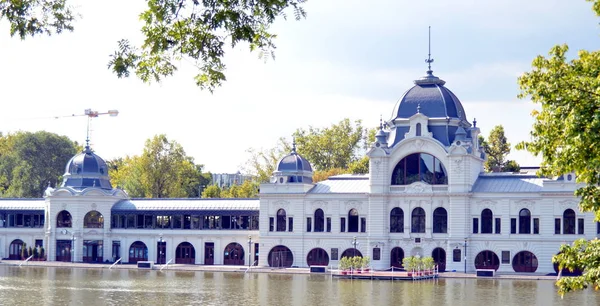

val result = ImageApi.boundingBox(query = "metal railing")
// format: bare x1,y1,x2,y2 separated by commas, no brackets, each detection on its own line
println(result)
18,255,34,267
109,258,122,270
160,258,173,271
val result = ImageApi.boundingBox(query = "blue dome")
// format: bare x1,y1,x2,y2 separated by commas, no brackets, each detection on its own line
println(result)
61,146,112,190
391,73,467,122
277,152,313,172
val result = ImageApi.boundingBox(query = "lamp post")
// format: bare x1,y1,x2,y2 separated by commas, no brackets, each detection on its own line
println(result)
71,233,76,263
464,238,468,274
352,236,357,257
247,235,252,268
158,235,165,264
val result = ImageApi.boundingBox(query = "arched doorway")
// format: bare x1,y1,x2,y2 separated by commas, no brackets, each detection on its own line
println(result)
390,247,404,268
432,247,446,272
9,239,24,260
341,248,362,259
268,245,293,268
306,248,329,266
223,243,245,265
176,242,196,264
512,251,538,273
128,241,148,264
474,250,500,270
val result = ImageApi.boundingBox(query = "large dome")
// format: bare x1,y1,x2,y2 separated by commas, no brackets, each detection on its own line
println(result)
391,73,467,122
277,152,313,172
387,71,472,147
61,145,112,190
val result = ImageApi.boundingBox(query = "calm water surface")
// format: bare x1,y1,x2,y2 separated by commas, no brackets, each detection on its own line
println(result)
0,266,598,305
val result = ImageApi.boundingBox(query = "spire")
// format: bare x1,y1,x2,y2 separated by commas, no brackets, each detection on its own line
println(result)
379,115,383,130
473,118,477,127
291,137,297,153
425,26,434,75
417,103,421,114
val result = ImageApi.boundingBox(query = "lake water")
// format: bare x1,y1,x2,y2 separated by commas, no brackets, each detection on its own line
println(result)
0,266,598,305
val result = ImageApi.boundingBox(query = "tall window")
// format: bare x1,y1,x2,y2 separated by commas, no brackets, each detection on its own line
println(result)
391,153,448,185
432,207,447,233
56,210,72,228
314,209,324,232
519,209,531,234
416,123,422,136
276,209,286,232
563,209,576,234
481,209,493,234
348,209,359,232
83,211,104,228
411,207,426,233
390,208,404,233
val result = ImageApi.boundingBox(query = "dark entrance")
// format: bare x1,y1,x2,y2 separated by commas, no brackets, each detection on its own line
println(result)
112,241,121,262
307,248,329,266
223,243,245,266
128,241,148,264
341,248,362,259
474,250,500,271
432,247,446,272
176,242,195,264
254,243,259,265
9,239,24,260
204,242,214,265
512,251,538,273
56,240,72,262
156,241,166,264
268,245,293,268
83,240,103,263
390,247,404,268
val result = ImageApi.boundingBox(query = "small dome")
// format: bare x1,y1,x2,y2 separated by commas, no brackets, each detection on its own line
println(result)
61,146,112,190
277,152,313,172
391,73,467,122
272,142,313,184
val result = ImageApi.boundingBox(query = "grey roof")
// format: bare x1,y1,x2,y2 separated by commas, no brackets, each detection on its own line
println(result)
472,175,545,193
0,199,45,212
277,152,313,172
309,175,370,194
112,198,259,215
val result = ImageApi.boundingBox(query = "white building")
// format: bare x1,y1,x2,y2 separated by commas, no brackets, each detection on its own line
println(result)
258,69,592,274
0,68,592,274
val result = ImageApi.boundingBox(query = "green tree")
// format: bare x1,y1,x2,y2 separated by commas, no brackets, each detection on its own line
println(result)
201,185,222,198
0,131,79,197
1,0,306,92
243,137,291,183
110,134,207,198
482,125,512,172
517,0,600,295
294,118,365,171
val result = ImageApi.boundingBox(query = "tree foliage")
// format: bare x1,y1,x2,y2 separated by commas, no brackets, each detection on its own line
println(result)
294,118,366,171
0,131,79,197
1,0,306,91
242,137,290,183
481,125,514,172
201,180,259,198
517,0,600,295
110,134,210,198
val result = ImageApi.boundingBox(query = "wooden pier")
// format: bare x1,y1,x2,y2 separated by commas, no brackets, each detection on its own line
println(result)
332,270,439,281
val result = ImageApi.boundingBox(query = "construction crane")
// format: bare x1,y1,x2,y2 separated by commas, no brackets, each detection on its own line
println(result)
57,109,119,149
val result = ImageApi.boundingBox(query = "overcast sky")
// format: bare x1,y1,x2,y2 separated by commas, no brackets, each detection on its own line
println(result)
1,0,600,173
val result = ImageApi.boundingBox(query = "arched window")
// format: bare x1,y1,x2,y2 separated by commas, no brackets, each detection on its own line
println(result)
314,209,324,232
519,209,531,234
481,209,493,234
416,123,422,136
175,242,196,264
411,207,426,233
223,243,245,266
390,208,404,233
128,241,148,264
433,207,447,233
391,153,447,185
276,209,286,232
306,248,329,266
56,210,72,228
83,211,104,228
390,247,404,268
432,247,446,272
563,209,576,234
348,209,359,232
474,250,500,271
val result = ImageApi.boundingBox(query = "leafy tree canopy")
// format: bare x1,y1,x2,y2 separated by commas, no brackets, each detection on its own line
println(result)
202,180,259,198
480,125,518,172
244,119,375,183
109,134,210,198
517,0,600,295
0,131,79,197
0,0,306,92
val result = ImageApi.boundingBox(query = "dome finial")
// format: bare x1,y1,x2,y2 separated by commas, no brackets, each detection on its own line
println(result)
417,103,421,114
292,137,297,153
379,115,383,129
425,26,434,75
473,118,477,127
